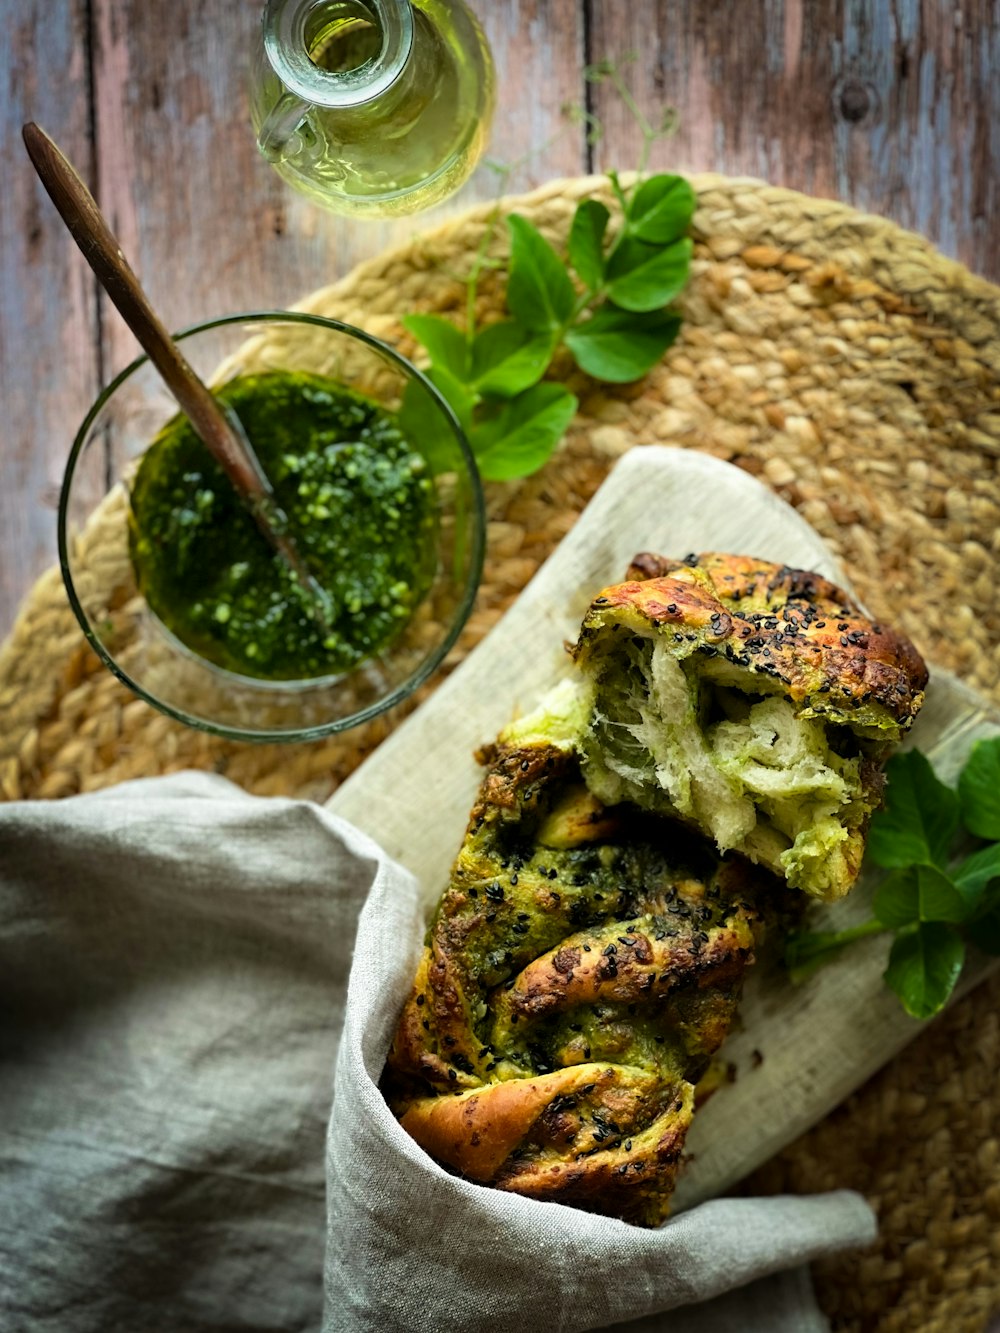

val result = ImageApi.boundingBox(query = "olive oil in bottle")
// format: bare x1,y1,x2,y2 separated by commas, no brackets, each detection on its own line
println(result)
250,0,494,216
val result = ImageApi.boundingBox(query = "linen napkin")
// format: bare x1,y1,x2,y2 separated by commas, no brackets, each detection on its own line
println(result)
0,773,875,1332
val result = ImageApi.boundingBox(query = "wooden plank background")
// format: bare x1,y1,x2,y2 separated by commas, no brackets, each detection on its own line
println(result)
1,0,998,639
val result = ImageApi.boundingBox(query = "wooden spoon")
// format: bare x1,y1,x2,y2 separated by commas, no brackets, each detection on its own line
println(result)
23,121,333,634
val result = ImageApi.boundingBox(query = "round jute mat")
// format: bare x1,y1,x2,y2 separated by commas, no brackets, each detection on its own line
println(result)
1,174,998,1330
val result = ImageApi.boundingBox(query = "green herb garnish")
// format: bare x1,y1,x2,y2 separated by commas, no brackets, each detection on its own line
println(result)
785,738,1000,1018
400,169,695,481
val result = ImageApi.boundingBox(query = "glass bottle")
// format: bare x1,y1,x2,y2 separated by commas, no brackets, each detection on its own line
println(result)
249,0,494,217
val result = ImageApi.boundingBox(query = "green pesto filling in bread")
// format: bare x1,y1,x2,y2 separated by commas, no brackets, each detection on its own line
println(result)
577,634,877,900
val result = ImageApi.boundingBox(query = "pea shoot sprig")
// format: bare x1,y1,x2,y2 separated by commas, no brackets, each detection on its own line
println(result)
399,169,695,481
786,737,1000,1018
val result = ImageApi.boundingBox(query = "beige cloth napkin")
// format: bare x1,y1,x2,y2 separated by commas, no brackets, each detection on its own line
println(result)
0,773,875,1332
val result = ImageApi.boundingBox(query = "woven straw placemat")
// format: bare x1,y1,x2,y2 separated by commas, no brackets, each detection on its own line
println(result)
1,174,998,1330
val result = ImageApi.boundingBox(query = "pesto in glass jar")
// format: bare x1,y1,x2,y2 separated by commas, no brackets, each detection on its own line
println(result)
129,371,436,681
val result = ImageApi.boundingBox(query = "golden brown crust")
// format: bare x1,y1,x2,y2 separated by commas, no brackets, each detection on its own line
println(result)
583,551,928,734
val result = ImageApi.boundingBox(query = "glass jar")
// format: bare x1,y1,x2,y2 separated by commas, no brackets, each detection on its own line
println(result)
249,0,495,216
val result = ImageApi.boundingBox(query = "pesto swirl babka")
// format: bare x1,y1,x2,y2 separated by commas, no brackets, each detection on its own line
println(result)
383,553,927,1224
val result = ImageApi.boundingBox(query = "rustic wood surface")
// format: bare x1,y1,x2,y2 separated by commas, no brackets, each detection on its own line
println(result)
1,0,998,639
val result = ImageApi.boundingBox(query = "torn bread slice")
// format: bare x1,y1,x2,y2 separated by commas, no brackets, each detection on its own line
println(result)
570,553,928,900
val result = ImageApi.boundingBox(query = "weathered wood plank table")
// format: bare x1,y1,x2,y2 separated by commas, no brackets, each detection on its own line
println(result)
2,7,1000,1331
1,0,998,638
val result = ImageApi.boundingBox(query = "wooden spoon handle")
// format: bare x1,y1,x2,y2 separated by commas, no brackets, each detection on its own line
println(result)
22,121,268,503
24,121,335,634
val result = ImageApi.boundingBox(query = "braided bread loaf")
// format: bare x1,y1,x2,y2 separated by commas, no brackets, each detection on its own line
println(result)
383,553,927,1224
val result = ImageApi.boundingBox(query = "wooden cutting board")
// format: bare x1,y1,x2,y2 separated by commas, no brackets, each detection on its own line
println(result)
327,445,1000,1207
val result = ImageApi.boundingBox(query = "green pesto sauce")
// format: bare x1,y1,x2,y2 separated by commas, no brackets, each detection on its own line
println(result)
129,371,435,681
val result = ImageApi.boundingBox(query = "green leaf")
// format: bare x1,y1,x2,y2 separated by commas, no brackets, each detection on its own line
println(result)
958,736,1000,840
565,304,680,383
568,199,610,290
470,383,577,482
470,321,553,397
883,922,965,1019
402,314,469,379
953,843,1000,911
425,364,476,433
506,214,576,334
605,237,693,312
398,368,476,473
867,749,960,870
626,174,696,244
872,864,970,929
607,169,630,214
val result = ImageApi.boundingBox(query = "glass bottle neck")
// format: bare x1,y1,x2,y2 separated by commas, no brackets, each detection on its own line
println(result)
263,0,414,110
